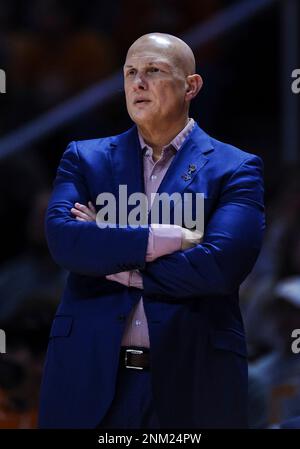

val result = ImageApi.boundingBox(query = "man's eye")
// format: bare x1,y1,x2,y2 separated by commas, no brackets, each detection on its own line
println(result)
148,67,160,73
127,70,136,76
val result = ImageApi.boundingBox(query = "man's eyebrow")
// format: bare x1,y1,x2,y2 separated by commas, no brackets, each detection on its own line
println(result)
124,61,171,69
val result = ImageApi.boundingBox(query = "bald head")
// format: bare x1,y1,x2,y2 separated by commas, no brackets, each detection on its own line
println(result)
126,33,196,76
124,32,202,135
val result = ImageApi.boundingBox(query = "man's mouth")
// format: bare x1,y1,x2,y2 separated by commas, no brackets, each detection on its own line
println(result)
134,99,151,104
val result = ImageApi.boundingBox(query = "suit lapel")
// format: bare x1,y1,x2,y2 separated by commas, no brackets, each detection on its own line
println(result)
108,123,214,220
108,125,145,199
155,123,214,202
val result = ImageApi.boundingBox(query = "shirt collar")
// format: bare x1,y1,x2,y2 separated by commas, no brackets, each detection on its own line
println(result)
138,118,195,154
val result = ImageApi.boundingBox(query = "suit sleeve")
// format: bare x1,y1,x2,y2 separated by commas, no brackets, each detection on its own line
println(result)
142,155,265,299
45,141,149,276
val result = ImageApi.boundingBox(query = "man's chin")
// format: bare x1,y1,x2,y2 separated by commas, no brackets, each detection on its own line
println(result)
130,112,155,127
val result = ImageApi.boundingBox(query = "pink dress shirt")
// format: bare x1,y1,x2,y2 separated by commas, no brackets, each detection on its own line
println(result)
107,118,195,347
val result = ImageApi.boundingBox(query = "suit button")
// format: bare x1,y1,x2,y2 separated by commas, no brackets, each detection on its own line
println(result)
117,315,126,322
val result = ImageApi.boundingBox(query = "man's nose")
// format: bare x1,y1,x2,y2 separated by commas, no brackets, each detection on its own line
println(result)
133,73,147,90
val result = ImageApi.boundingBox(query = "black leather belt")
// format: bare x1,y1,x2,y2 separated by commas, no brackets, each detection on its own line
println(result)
120,346,150,370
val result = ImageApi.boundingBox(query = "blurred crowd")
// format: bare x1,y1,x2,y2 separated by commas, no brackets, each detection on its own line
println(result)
0,0,299,429
242,167,300,428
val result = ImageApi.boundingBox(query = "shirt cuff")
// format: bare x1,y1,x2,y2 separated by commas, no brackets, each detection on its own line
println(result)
146,224,182,262
106,272,130,286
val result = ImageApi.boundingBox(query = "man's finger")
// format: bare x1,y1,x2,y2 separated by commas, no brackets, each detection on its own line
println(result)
75,203,92,214
88,201,96,213
71,208,93,221
74,202,96,219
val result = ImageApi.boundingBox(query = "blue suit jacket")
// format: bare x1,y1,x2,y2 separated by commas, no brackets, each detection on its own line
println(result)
39,123,265,428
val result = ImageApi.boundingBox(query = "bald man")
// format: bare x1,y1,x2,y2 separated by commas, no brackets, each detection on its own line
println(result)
39,33,265,428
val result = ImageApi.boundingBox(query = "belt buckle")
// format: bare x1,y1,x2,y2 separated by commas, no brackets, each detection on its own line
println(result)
125,348,144,370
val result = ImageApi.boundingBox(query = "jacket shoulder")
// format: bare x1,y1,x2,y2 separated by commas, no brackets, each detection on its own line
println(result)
193,123,263,169
72,127,134,156
210,135,263,169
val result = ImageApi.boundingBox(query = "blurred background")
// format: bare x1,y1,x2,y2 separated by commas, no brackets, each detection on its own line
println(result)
0,0,299,429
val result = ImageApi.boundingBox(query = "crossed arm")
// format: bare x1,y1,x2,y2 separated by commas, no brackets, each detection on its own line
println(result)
70,201,202,289
46,141,265,300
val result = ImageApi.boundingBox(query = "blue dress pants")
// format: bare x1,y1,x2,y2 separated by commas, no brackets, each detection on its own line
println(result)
97,366,160,429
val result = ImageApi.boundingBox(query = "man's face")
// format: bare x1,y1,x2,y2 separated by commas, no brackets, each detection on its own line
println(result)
124,47,187,128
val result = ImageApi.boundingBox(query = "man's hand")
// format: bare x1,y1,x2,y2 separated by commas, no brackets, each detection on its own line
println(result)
181,228,203,250
71,202,97,221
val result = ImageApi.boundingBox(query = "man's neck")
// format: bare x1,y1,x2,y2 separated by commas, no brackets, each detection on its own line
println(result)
138,117,189,161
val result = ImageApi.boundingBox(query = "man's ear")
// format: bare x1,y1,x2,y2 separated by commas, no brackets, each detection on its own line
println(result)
185,74,203,101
